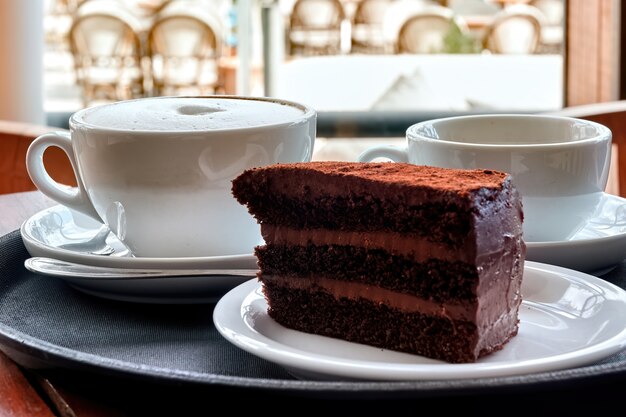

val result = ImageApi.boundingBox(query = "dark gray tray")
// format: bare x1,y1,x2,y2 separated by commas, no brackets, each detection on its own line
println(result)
1,229,626,406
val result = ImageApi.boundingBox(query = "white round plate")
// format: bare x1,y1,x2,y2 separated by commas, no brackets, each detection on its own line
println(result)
214,261,626,381
21,205,258,270
526,192,626,274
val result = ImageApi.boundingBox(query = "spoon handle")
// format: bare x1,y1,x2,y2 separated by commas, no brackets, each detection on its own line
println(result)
24,257,259,279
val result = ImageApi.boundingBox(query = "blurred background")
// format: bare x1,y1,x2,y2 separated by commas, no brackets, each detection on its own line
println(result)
2,0,619,162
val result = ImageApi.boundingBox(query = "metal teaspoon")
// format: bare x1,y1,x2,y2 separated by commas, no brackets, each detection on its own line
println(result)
24,257,259,280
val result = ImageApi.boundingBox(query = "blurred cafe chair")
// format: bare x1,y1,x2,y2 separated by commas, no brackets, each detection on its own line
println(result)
43,0,79,51
350,0,393,54
288,0,346,56
529,0,564,53
530,0,563,26
0,121,75,195
147,11,223,96
68,8,145,106
482,4,544,54
396,5,467,54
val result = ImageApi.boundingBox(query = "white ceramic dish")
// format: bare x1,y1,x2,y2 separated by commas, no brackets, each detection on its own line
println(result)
526,192,626,274
20,205,258,270
20,205,258,303
359,114,612,243
58,271,253,304
214,261,626,381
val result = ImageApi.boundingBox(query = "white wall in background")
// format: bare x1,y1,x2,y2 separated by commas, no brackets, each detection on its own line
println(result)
276,54,564,112
0,0,45,124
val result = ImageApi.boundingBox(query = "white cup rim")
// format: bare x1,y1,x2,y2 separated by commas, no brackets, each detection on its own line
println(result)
406,114,612,148
69,95,317,134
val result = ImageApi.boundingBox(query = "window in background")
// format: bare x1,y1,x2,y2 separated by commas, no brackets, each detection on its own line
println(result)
272,0,565,114
43,0,566,162
43,0,234,112
270,0,565,161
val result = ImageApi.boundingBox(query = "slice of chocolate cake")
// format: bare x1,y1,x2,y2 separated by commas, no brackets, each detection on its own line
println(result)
232,162,525,363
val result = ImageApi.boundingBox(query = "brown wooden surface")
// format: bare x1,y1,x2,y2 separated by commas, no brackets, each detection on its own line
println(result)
0,191,54,235
566,0,620,106
0,351,56,417
0,120,76,195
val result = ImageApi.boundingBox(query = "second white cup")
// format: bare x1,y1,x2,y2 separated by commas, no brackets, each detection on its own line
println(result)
358,114,612,242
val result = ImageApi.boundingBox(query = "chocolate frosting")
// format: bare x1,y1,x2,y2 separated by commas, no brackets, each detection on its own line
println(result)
260,225,478,262
232,162,512,210
260,275,477,321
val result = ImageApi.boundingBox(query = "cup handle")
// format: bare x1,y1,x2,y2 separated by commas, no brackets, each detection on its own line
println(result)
26,132,101,221
358,145,409,163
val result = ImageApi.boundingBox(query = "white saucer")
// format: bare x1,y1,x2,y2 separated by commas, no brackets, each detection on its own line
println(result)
21,205,258,304
526,192,626,274
214,262,626,381
58,272,253,304
21,205,258,269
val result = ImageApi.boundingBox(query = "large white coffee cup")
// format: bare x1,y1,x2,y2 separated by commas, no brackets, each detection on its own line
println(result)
358,114,612,242
27,96,316,257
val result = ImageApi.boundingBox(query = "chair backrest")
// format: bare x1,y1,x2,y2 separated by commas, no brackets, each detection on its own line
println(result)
352,0,392,26
290,0,345,30
70,13,141,62
396,7,461,54
68,9,144,104
288,0,346,55
351,0,392,53
147,13,221,94
483,5,543,54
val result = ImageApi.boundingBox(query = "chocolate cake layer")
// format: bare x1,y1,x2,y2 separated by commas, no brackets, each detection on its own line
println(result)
232,162,522,247
262,281,517,363
260,225,480,262
256,244,479,301
261,275,476,320
258,234,523,328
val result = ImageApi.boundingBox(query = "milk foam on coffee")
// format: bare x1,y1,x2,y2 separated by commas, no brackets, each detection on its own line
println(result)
78,97,306,131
